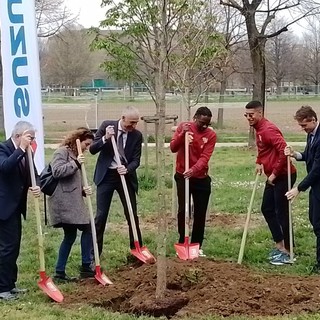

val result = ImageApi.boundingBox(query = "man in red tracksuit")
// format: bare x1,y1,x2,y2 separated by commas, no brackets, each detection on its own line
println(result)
170,107,216,257
245,100,297,265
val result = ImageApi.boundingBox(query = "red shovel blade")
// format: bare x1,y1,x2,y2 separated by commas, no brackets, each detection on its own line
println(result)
174,242,200,260
38,271,64,303
131,242,156,264
95,266,113,286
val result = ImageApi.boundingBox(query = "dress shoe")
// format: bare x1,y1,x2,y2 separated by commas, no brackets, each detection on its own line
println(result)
53,272,77,282
0,291,18,301
10,287,28,294
310,264,320,274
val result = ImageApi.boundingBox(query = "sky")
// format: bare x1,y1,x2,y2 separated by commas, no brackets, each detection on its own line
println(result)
65,0,106,28
64,0,306,35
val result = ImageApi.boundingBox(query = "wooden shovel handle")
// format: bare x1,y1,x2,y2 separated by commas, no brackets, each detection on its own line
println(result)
237,173,259,264
26,147,45,272
76,139,101,267
110,135,139,242
287,156,294,262
184,132,190,237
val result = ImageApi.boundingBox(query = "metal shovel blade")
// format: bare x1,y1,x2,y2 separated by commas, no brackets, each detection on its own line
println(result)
95,266,113,286
131,242,156,264
38,271,64,303
174,241,200,260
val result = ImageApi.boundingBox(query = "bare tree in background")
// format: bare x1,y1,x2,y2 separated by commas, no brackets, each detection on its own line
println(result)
0,0,77,131
168,1,225,121
220,0,320,145
35,0,77,37
41,28,94,89
265,20,297,96
213,2,246,128
301,17,320,94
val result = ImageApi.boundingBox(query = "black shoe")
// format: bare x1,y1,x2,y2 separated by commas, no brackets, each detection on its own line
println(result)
79,265,95,278
310,264,320,274
126,254,144,266
53,272,77,282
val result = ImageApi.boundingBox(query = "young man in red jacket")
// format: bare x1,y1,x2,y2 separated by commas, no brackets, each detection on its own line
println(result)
170,107,216,257
245,100,297,265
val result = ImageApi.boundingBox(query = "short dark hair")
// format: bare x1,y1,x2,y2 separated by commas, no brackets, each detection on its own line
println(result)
294,106,318,122
194,106,212,118
245,100,263,109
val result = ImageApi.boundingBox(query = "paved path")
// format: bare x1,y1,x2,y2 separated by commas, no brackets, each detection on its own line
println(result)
44,141,307,149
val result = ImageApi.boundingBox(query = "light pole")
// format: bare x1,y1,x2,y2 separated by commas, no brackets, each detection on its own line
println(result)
94,89,99,129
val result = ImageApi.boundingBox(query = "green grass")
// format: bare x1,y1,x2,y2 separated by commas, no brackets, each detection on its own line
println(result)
1,146,317,319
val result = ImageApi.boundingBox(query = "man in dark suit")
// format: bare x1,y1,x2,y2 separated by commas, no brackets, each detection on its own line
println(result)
90,106,143,256
0,121,41,300
285,106,320,273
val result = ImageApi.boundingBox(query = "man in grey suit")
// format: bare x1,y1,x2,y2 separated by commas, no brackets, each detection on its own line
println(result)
90,106,143,256
0,121,41,300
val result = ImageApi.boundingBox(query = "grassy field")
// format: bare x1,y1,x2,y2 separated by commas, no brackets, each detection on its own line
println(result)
1,143,319,319
42,99,320,144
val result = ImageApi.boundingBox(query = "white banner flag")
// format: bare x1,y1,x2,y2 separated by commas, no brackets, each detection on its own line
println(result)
0,0,44,171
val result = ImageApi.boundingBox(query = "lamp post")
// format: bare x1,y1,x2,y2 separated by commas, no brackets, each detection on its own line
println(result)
94,89,99,129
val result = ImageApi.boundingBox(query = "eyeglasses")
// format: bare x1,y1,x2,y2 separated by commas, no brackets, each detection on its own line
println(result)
244,113,254,118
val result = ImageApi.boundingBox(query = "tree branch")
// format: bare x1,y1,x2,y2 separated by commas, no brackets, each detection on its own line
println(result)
219,0,243,12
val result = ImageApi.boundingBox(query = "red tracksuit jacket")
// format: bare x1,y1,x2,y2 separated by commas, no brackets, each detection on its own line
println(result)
254,118,296,177
170,122,216,178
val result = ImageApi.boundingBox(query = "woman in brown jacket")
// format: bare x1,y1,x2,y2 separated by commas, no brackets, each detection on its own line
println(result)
48,127,94,281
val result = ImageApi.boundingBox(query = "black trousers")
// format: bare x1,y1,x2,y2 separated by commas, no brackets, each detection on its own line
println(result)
95,169,142,255
308,188,320,265
175,172,211,247
261,173,296,250
0,212,22,293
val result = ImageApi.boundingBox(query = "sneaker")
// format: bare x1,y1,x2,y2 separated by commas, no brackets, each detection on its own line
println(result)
270,252,294,265
53,272,77,282
199,249,206,257
10,287,28,294
0,291,18,301
268,248,282,260
79,265,95,278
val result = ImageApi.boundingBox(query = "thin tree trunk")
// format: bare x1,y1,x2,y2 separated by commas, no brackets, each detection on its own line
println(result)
246,18,266,148
186,87,191,121
155,0,168,300
217,78,227,129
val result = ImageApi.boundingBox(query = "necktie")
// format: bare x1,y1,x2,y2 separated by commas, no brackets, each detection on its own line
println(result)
308,133,314,146
117,131,127,164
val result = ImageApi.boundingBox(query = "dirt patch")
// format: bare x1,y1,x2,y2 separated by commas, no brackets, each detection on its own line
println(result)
106,213,264,235
63,258,320,318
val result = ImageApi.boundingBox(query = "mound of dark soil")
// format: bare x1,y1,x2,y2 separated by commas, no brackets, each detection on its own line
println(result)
64,258,320,318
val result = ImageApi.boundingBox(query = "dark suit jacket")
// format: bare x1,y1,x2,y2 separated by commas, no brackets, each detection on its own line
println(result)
298,127,320,192
0,139,31,221
89,120,142,192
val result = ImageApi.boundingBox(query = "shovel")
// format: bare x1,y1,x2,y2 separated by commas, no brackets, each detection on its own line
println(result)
237,173,259,264
174,132,200,260
287,156,294,263
26,147,64,303
76,139,113,285
110,135,156,264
